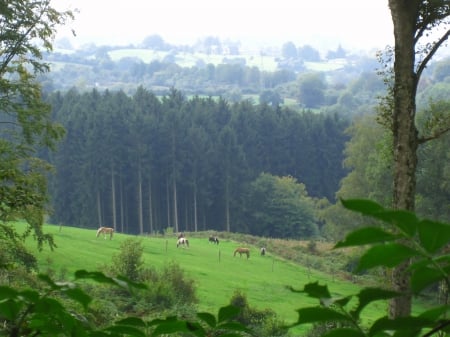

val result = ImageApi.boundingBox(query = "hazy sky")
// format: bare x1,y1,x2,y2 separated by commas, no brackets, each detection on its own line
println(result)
55,0,393,52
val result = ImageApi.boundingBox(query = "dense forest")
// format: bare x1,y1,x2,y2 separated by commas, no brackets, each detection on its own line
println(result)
41,37,450,239
45,87,349,237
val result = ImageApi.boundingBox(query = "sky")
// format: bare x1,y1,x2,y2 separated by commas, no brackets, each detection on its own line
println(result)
54,0,394,53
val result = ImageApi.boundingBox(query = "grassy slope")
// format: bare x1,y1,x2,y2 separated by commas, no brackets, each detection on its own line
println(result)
24,224,387,333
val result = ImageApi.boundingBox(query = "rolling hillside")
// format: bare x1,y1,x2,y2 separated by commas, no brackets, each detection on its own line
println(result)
24,224,387,334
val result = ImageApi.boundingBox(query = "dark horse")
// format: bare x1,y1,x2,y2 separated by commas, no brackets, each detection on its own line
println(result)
234,247,250,259
177,237,189,248
209,236,219,245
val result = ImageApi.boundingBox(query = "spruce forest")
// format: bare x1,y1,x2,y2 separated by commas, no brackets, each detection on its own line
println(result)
46,87,349,237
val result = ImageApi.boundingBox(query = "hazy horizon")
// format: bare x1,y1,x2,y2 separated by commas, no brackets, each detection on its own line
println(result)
54,0,394,53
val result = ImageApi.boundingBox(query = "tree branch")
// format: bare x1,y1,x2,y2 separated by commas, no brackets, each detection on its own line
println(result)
418,125,450,144
416,28,450,80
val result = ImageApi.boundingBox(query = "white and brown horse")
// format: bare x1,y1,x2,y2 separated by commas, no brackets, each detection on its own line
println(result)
177,237,189,248
96,227,114,240
234,247,250,259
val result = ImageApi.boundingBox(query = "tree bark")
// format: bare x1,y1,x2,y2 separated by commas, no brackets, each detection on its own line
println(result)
111,164,117,231
148,180,154,234
137,162,143,234
388,0,421,318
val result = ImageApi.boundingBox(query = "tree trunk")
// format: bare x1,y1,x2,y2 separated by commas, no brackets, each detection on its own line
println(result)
96,188,102,227
193,181,198,232
166,177,170,229
173,175,179,233
120,174,124,233
137,162,144,234
225,174,230,232
111,164,117,231
148,180,154,234
388,0,421,318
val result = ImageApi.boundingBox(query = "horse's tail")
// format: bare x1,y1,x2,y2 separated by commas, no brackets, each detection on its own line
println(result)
186,239,189,247
110,228,114,239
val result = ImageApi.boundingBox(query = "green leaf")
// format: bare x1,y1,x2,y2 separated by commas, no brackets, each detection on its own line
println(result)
322,328,366,337
38,273,59,289
410,266,444,294
116,317,147,328
418,305,450,321
356,243,420,272
351,287,400,318
0,286,17,300
105,325,146,337
0,299,22,320
217,321,252,332
151,320,190,336
417,219,450,254
197,312,216,327
341,199,384,215
333,296,352,308
64,288,92,310
371,210,418,237
303,282,331,299
74,270,117,285
218,305,240,323
369,316,432,336
295,307,351,325
18,289,39,303
335,227,398,248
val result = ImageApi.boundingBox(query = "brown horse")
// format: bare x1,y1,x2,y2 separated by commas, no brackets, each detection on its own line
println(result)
96,227,114,240
234,247,250,259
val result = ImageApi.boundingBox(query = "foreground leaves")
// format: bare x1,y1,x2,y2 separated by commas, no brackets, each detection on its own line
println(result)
0,271,252,337
290,199,450,336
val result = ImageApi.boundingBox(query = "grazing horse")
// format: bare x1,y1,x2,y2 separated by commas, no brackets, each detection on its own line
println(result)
234,247,250,259
209,236,219,245
96,227,114,240
177,237,189,248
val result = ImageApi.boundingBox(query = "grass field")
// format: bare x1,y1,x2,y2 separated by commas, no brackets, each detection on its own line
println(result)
24,223,389,334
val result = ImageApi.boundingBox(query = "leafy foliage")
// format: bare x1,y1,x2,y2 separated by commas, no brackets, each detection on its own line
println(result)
0,269,250,337
0,0,72,252
291,199,450,336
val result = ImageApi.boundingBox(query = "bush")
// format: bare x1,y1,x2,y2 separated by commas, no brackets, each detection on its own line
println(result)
110,238,144,281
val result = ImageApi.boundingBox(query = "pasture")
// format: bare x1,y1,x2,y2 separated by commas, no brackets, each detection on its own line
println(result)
24,224,389,334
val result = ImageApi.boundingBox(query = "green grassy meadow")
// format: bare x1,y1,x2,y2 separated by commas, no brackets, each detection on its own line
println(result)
23,223,389,334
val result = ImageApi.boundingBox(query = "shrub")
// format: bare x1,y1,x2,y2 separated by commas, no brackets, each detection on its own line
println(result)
110,238,144,281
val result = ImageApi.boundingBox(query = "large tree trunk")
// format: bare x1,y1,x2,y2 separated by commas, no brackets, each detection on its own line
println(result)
388,0,421,318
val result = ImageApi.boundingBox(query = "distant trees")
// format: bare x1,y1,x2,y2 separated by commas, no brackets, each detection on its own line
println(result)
297,72,326,108
297,44,321,62
47,88,349,237
281,41,298,59
244,173,318,238
141,34,168,50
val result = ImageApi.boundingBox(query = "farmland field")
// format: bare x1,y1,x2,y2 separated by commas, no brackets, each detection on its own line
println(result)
24,223,388,334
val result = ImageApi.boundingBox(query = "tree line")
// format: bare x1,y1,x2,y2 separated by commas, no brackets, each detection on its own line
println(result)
45,87,349,237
